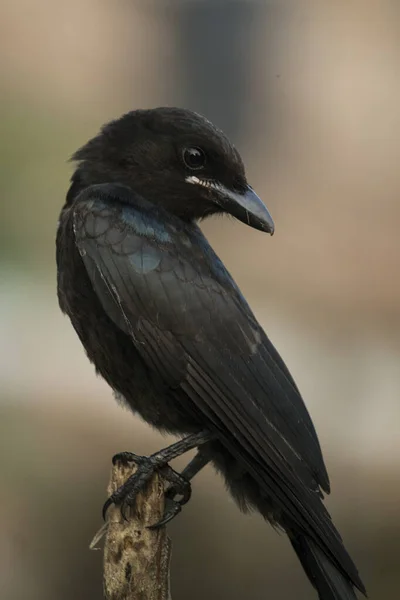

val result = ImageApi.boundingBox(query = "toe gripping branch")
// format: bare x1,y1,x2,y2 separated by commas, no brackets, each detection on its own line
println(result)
102,431,212,527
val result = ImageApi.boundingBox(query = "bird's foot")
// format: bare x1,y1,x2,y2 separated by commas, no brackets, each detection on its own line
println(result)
102,453,191,523
103,432,211,522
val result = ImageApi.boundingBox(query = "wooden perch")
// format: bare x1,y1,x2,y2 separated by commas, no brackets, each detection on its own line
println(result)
91,461,172,600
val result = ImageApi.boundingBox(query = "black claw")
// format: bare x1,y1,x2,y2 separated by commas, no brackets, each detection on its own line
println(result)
169,480,192,505
102,496,114,521
148,498,183,530
120,501,130,522
148,476,192,529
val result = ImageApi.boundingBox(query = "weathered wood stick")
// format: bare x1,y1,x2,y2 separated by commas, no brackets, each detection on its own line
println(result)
93,461,172,600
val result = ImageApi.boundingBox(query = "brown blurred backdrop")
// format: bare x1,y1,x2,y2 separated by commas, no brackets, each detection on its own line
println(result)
1,1,400,599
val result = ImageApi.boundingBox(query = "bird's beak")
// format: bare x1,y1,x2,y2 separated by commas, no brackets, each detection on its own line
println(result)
186,176,275,234
220,185,275,234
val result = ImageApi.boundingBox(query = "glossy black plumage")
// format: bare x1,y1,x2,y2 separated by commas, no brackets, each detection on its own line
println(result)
56,108,366,600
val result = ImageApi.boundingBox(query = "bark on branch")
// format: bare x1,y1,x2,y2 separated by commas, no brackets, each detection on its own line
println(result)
91,461,172,600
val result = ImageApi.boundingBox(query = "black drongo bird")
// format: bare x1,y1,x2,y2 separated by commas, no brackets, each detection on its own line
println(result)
56,107,366,600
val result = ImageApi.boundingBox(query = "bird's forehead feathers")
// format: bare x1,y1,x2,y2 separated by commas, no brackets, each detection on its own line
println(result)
142,107,229,146
72,107,244,174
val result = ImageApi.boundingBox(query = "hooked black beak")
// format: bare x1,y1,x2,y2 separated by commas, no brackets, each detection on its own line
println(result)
185,176,275,234
221,185,275,234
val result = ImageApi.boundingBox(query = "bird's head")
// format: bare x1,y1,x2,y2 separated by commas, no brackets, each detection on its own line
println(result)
71,107,274,234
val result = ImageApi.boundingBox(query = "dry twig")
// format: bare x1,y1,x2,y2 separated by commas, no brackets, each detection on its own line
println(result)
91,461,172,600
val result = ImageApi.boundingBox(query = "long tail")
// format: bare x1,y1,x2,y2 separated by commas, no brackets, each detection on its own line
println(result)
289,532,364,600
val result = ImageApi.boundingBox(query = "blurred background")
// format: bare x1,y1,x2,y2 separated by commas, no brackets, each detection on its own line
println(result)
1,1,400,599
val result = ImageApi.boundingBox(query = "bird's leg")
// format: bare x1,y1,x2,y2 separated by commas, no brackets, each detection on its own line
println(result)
149,450,211,529
102,431,212,520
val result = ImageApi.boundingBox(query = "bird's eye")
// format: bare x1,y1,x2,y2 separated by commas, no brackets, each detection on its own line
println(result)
182,147,206,170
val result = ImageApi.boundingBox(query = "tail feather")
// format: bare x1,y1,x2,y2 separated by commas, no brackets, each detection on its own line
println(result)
289,533,364,600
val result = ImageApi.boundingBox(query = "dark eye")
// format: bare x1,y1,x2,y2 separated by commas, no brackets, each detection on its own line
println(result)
182,147,206,170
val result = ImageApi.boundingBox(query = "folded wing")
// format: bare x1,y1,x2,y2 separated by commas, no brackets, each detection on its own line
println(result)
72,183,364,593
